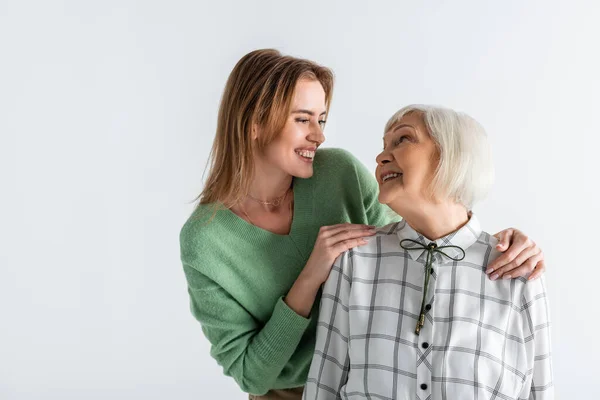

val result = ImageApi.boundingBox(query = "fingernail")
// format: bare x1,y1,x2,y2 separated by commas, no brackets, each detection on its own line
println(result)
486,268,494,274
491,274,499,280
502,274,511,280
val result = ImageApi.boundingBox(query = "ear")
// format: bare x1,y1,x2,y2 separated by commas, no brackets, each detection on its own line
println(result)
251,123,259,141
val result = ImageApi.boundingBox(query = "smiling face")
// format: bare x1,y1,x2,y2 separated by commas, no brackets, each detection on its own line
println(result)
258,79,327,179
375,111,441,209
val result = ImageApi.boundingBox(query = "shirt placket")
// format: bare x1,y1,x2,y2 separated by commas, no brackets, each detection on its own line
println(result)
415,252,437,400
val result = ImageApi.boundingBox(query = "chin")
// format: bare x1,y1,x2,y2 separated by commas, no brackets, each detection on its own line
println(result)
377,191,392,206
379,188,409,211
292,167,314,179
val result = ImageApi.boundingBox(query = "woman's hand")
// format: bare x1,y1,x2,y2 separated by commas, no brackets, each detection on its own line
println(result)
487,228,545,281
302,223,377,285
284,223,376,317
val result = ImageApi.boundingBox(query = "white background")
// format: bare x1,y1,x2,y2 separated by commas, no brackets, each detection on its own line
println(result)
2,1,599,399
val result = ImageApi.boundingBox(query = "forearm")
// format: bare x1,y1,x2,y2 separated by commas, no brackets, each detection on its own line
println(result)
285,272,321,318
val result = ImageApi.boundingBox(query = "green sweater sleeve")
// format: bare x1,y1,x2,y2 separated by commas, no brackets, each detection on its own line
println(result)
182,263,311,395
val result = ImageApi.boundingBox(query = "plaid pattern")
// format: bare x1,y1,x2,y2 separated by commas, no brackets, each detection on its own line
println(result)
304,215,553,400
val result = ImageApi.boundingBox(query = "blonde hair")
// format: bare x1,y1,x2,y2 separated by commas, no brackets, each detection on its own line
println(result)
198,49,334,210
385,105,494,209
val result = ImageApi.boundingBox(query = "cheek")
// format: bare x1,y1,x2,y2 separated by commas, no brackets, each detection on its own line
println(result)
262,138,289,166
405,148,437,176
268,128,296,154
427,146,440,172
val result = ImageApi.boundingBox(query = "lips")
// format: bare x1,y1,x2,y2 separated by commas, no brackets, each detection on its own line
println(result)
295,148,316,161
380,171,403,183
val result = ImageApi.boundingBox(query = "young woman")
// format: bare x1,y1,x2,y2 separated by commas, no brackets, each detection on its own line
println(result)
304,105,552,400
180,50,546,399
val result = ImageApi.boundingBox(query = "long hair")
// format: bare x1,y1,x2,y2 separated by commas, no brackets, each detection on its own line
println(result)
198,49,334,210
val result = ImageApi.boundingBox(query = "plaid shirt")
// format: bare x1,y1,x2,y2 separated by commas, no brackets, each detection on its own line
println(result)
304,215,553,400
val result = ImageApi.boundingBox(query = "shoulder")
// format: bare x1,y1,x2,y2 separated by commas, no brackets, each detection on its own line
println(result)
375,221,404,236
336,221,402,272
179,203,228,271
357,221,403,255
180,203,221,245
474,230,503,268
520,275,549,309
313,148,371,180
313,147,360,169
477,230,547,302
312,147,376,191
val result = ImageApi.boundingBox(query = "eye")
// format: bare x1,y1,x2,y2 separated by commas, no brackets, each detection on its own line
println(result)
318,120,327,128
295,118,310,124
393,135,409,146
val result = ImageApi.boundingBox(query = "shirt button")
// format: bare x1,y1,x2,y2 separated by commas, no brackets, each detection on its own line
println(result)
422,342,429,349
425,304,432,311
421,383,428,390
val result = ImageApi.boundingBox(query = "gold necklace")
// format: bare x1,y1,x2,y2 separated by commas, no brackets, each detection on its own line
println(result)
241,192,294,229
247,187,291,207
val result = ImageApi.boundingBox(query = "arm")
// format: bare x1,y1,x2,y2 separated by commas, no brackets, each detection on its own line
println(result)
304,252,352,400
519,277,554,400
183,264,310,395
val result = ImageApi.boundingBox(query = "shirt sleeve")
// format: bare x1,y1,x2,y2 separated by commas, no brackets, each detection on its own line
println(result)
303,251,352,400
519,276,554,400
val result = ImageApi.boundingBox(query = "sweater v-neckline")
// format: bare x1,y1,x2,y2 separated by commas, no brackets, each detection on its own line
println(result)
223,176,313,245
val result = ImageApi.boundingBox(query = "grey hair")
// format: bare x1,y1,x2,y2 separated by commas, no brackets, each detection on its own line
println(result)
384,104,494,209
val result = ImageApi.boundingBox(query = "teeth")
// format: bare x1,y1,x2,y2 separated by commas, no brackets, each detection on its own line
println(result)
382,173,400,182
296,150,315,159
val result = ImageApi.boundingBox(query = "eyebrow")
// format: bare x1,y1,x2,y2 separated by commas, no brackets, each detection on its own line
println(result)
382,123,417,147
391,123,416,133
291,109,327,117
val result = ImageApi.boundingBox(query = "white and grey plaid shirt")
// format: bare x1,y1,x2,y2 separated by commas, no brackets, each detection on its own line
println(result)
304,215,553,400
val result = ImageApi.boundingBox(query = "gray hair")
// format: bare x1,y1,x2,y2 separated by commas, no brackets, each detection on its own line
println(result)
384,104,494,209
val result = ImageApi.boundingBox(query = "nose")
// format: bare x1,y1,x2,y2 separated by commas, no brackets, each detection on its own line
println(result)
307,121,325,146
376,149,393,166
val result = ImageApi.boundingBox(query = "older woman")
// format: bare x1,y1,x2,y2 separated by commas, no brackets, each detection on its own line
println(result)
303,105,553,400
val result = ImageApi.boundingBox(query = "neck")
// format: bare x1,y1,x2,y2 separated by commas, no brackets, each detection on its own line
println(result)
247,156,293,208
392,200,470,241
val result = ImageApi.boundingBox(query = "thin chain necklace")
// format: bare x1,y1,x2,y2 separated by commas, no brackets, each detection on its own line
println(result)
241,190,294,229
247,187,291,207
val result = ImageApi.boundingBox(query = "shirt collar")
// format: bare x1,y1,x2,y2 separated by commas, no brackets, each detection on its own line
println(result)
395,213,482,263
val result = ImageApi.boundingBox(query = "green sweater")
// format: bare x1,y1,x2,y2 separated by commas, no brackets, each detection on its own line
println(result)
179,148,397,395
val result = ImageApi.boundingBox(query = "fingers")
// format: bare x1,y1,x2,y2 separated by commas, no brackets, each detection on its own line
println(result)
493,229,512,252
332,237,369,255
493,252,544,280
319,223,375,239
329,226,376,241
487,230,529,273
528,259,546,281
512,245,541,270
487,227,546,281
487,246,522,275
314,224,375,266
